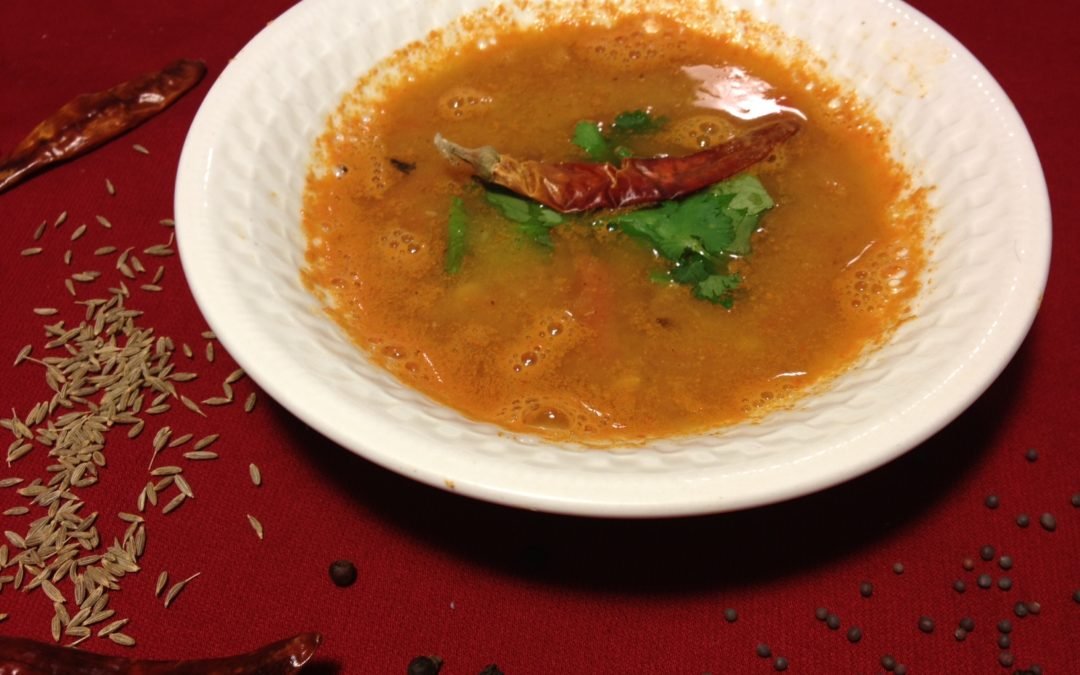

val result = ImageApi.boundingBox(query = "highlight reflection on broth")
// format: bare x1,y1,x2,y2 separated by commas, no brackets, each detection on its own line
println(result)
302,13,928,443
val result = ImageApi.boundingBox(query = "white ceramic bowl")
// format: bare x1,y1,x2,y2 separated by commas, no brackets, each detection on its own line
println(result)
175,0,1050,517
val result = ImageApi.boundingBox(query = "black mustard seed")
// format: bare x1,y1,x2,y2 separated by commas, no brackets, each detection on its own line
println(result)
329,559,358,587
1014,602,1029,618
847,626,862,643
893,665,908,675
478,665,504,675
998,633,1011,649
826,613,841,630
998,576,1013,591
953,579,966,593
980,545,995,561
773,656,789,672
977,573,993,589
1025,448,1039,462
859,581,873,598
998,555,1014,570
954,628,967,641
962,557,975,571
755,643,772,658
815,606,828,621
999,652,1015,668
1039,512,1057,531
985,494,1000,509
1017,513,1031,528
918,616,935,633
892,562,904,574
959,617,976,632
998,619,1013,634
407,656,443,675
723,607,738,623
881,654,897,671
1071,492,1080,507
1026,600,1041,615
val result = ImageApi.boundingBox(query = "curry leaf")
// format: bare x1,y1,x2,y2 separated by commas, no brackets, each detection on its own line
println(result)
485,190,564,248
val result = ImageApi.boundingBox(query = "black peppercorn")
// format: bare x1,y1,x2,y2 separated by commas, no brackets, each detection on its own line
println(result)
329,559,358,587
407,656,443,675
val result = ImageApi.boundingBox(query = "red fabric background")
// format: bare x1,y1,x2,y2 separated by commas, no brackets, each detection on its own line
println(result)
1,1,1077,673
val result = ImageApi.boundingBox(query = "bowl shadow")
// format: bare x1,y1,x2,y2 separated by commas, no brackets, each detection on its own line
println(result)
280,335,1033,596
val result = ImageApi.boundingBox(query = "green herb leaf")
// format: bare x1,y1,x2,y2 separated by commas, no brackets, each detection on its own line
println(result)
572,121,613,162
610,173,774,305
612,109,667,135
445,196,469,275
485,190,564,248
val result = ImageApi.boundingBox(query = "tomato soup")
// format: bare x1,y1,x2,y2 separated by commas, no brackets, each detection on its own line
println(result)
301,12,928,443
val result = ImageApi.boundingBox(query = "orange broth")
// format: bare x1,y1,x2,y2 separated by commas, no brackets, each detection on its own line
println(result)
301,13,927,443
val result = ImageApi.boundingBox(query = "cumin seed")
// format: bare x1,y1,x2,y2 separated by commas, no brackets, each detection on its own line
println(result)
183,450,218,460
161,493,186,514
53,211,68,227
247,514,264,540
108,632,135,647
249,463,262,487
192,434,218,450
21,247,43,256
155,571,168,597
163,572,199,607
244,392,257,413
105,178,115,196
33,220,47,240
133,144,150,155
69,224,87,241
95,215,113,229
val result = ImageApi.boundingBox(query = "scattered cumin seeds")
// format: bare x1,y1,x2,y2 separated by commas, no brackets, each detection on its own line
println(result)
143,244,173,256
105,178,116,196
94,246,117,256
63,249,72,265
108,633,136,647
0,476,23,488
155,571,168,597
182,343,194,359
14,344,32,366
140,284,163,293
168,433,194,448
205,341,215,362
32,220,47,240
64,278,76,296
3,506,29,516
244,392,257,413
226,368,245,384
70,223,87,241
33,307,59,316
247,514,264,540
21,246,43,256
183,450,218,460
249,463,262,487
202,396,231,406
160,218,175,227
133,143,150,154
163,572,200,608
152,265,165,284
53,211,68,227
95,215,113,229
174,474,194,498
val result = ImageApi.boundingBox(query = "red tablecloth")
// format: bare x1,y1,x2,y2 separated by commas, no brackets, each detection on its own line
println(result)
1,1,1077,673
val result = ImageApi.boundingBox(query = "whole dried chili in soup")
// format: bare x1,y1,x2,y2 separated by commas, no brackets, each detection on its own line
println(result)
301,11,928,443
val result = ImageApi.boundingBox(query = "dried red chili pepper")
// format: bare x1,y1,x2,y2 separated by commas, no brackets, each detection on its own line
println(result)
0,632,320,674
434,117,800,213
0,58,206,194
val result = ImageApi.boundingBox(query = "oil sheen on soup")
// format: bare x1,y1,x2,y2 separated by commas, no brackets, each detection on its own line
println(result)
302,11,928,443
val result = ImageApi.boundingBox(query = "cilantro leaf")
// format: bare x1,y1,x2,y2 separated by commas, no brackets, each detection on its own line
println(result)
572,121,613,162
571,110,666,162
485,190,564,248
445,197,469,275
611,173,775,306
612,109,668,135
